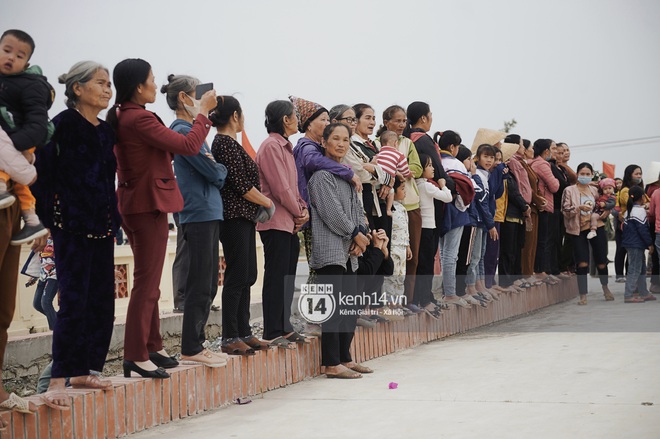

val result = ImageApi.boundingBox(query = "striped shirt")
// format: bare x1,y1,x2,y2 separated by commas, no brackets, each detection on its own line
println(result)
376,145,412,179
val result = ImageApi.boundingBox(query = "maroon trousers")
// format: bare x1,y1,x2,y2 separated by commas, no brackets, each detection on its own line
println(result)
122,211,169,361
0,201,20,372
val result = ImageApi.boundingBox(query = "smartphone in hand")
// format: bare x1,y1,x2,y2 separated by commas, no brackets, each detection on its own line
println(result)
195,82,214,99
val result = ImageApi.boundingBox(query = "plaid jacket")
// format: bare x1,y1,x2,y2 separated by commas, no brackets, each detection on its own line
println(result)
308,170,362,272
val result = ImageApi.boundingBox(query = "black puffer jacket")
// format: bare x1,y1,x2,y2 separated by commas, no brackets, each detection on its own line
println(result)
0,65,55,151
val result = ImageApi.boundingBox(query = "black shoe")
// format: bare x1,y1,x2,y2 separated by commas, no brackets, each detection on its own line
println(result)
149,352,179,369
123,360,170,379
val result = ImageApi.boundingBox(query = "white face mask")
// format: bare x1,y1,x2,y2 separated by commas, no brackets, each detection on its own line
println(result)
184,93,201,118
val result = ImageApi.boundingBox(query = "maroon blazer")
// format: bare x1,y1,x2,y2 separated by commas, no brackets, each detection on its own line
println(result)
114,102,211,215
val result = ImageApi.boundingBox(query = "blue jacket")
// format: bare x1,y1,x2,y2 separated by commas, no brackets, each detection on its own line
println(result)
171,119,227,224
469,172,495,230
622,205,652,249
488,163,505,215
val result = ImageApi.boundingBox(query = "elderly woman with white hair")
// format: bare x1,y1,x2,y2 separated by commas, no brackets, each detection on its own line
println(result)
31,61,122,409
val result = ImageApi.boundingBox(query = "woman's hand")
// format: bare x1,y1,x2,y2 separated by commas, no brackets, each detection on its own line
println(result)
353,232,369,253
406,246,413,260
579,204,592,212
199,89,218,116
488,227,499,241
351,175,363,193
378,184,391,200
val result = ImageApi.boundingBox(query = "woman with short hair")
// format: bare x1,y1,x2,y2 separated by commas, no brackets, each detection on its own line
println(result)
256,100,309,347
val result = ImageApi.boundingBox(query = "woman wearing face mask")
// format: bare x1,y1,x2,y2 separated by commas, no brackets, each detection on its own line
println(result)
528,139,560,284
161,75,228,367
108,59,217,378
614,164,649,282
562,162,614,304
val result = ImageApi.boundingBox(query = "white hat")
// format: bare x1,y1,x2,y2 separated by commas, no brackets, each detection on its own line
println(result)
471,128,507,153
500,142,519,163
646,161,660,184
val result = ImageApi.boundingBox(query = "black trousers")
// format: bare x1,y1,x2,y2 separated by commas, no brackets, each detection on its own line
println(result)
614,225,628,277
180,220,221,356
455,226,474,296
535,211,551,273
414,228,436,306
651,228,659,286
51,228,115,378
260,230,299,340
572,227,609,295
220,218,257,339
499,220,524,287
550,210,562,275
171,214,189,310
317,264,357,367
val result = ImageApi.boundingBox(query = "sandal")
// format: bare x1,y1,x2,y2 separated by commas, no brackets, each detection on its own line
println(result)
221,338,256,356
0,392,35,414
267,336,296,350
286,332,311,344
349,364,373,374
39,391,70,411
70,374,113,390
444,296,471,309
423,304,442,320
326,370,362,379
641,295,657,301
624,297,645,303
241,335,271,350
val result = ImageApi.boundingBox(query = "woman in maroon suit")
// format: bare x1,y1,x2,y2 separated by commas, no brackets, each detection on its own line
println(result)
107,59,217,378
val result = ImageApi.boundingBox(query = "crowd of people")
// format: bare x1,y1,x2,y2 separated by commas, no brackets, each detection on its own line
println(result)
0,28,658,420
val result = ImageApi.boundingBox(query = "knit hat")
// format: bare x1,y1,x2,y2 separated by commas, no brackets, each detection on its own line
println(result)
289,95,327,133
646,161,660,184
471,128,507,153
500,142,519,163
598,178,615,190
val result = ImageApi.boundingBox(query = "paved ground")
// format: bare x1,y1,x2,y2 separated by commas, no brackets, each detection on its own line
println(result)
133,277,660,439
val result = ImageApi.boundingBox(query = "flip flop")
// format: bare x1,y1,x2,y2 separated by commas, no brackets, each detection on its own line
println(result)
326,370,362,379
268,336,296,350
70,375,113,390
0,392,35,414
39,392,70,411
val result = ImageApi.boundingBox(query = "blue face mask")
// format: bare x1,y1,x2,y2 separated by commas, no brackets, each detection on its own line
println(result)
578,176,592,185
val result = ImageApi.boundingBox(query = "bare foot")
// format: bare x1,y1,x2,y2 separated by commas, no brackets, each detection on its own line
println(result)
41,378,70,411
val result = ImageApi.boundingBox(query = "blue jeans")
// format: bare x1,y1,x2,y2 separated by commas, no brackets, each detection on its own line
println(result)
440,226,464,297
33,279,58,330
466,228,486,286
624,247,649,298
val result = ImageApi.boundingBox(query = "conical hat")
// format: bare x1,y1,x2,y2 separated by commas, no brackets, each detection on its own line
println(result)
646,161,660,184
500,142,519,163
471,128,507,153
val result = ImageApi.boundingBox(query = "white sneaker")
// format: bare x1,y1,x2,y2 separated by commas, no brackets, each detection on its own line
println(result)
586,230,597,239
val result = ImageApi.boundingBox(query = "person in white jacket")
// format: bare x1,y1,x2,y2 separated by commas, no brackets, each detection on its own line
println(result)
414,153,452,317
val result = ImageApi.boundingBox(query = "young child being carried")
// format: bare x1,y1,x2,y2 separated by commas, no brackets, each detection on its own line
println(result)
0,29,55,244
375,130,411,216
587,178,616,239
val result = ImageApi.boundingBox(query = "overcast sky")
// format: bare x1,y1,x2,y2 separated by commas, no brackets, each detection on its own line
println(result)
3,0,659,179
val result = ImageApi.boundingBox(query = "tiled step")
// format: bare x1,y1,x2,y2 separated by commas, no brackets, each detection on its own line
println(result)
2,278,577,438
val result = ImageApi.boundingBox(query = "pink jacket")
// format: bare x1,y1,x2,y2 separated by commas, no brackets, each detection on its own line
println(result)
0,126,36,185
508,153,532,204
256,133,306,233
562,184,599,236
529,156,560,212
650,189,660,233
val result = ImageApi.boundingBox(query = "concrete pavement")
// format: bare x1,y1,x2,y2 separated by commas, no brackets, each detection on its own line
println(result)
133,278,660,439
